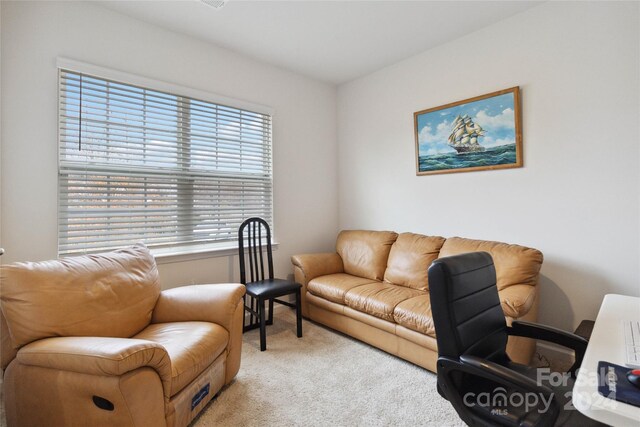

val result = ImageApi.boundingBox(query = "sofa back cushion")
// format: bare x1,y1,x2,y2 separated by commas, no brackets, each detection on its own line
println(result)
336,230,398,281
0,243,160,348
384,233,446,291
438,237,543,291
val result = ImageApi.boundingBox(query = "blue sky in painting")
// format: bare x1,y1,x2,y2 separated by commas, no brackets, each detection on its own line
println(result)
417,92,516,156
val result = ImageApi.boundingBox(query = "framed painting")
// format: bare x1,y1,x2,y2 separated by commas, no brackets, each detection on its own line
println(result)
414,87,522,175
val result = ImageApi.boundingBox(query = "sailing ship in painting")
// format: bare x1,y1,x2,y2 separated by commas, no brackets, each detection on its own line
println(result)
447,114,485,154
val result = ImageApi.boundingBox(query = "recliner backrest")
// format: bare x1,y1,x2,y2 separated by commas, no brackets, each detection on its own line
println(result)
0,311,17,370
0,243,160,349
428,252,508,361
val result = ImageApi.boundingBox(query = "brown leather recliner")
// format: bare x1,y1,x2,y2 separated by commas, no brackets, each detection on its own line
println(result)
0,244,246,427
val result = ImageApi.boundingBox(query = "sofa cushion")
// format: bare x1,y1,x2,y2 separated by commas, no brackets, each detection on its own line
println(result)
384,233,446,291
439,237,543,291
393,295,435,337
344,282,424,322
336,230,398,281
0,244,160,348
307,274,378,305
134,321,228,397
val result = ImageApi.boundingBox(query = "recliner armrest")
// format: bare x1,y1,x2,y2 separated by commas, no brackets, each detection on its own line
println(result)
508,320,588,376
17,336,172,398
291,253,344,285
151,283,246,333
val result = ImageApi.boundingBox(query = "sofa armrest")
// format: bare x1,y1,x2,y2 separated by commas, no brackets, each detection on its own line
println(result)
291,253,344,286
17,337,172,398
151,283,246,333
499,284,536,318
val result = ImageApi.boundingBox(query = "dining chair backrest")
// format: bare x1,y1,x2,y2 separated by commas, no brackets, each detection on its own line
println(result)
238,217,274,284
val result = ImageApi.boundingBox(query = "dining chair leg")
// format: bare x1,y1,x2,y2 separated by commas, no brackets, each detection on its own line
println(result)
296,289,302,338
254,295,259,326
267,298,274,325
259,297,267,351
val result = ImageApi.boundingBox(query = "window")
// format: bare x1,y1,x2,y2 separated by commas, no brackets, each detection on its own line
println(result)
58,67,273,256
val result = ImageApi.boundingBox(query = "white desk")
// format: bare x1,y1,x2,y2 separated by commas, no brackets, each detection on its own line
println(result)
573,294,640,426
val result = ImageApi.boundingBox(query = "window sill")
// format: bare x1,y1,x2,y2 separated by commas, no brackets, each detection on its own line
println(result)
151,241,279,265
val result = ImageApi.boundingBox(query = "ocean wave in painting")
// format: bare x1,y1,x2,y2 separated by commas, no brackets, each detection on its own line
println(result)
418,144,517,172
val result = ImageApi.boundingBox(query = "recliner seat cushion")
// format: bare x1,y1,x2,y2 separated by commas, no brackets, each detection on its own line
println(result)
134,322,228,397
0,244,160,348
393,295,436,336
344,282,424,322
336,230,398,281
307,274,378,304
439,237,543,291
384,233,446,291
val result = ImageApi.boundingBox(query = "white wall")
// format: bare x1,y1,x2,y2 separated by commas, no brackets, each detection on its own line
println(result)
2,1,639,330
0,1,338,287
337,1,640,329
0,3,3,260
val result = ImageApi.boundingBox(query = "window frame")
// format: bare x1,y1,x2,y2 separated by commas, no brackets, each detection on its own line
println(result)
56,58,276,262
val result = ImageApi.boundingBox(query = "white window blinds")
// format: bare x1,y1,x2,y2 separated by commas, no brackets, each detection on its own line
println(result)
58,69,273,256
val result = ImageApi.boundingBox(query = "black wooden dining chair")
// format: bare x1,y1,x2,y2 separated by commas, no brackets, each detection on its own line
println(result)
238,217,302,351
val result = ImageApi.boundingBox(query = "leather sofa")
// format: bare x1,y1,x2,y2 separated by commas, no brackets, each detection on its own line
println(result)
291,231,543,372
0,244,246,427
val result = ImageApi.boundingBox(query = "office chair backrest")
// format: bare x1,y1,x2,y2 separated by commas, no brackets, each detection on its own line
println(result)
428,252,508,361
238,217,274,284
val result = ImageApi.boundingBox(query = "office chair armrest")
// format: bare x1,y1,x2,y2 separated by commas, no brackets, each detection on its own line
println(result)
438,355,559,427
459,355,554,395
508,321,588,376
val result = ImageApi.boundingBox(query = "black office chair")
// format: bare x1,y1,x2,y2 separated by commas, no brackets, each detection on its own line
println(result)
428,252,604,427
238,217,302,351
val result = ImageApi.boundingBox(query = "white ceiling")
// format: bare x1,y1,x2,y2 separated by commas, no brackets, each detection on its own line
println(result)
98,0,542,84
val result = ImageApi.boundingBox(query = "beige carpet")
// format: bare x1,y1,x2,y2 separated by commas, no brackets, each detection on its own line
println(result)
192,309,463,426
0,308,575,426
0,309,464,426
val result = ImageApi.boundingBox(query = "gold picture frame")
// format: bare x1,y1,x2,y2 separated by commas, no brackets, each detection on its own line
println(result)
414,87,522,175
